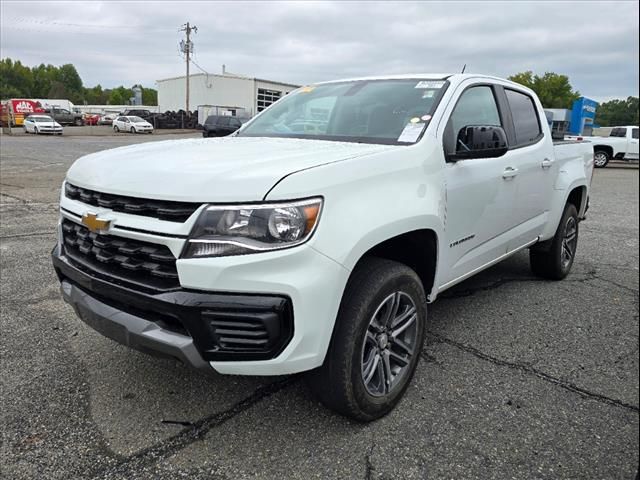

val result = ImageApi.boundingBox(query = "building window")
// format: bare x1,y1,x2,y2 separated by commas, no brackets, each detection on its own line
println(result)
257,88,282,112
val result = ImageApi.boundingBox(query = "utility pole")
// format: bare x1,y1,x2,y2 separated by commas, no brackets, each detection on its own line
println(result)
180,22,197,114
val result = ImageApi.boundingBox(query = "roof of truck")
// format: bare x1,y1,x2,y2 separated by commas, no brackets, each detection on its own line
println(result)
314,73,514,85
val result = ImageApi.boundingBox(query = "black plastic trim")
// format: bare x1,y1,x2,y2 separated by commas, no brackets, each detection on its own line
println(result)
52,247,294,362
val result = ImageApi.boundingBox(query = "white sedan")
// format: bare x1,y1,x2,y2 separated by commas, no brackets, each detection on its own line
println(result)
113,116,153,134
23,115,63,135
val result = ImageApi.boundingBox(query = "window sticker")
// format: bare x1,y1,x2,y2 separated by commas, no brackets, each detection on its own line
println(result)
422,90,436,99
410,117,421,123
421,114,432,121
415,80,445,89
398,122,426,143
300,86,316,93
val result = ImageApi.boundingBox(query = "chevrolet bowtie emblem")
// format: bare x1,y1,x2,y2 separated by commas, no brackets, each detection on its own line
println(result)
81,212,111,233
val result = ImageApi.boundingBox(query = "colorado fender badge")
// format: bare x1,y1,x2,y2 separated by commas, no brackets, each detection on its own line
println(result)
81,212,111,233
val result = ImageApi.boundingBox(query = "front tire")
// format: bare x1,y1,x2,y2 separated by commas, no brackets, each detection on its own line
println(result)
530,203,579,280
130,127,136,134
594,149,610,168
307,258,426,422
34,127,39,135
114,126,120,132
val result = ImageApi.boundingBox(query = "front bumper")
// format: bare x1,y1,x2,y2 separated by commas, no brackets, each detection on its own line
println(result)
53,249,295,366
52,227,349,375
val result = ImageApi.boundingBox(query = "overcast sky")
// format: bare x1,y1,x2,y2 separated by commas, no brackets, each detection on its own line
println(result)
1,1,638,102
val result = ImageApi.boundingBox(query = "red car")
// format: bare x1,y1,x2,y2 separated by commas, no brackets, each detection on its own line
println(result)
83,113,101,126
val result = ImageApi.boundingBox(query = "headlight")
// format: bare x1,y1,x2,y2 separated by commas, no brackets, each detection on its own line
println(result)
182,198,322,258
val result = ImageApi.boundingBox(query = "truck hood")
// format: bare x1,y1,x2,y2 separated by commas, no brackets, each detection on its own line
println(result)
66,136,393,202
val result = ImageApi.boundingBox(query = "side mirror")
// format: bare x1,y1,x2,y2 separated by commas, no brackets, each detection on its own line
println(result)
448,125,508,161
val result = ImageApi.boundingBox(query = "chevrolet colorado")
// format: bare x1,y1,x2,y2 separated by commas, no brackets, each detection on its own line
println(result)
52,74,594,421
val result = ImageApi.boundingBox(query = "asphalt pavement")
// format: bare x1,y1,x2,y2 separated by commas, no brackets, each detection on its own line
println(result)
1,134,638,479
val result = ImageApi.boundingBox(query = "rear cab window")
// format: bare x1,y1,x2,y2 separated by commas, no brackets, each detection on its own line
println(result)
504,89,542,147
610,127,627,137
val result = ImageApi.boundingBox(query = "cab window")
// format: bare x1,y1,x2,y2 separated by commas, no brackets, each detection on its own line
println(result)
505,89,542,146
632,128,638,139
444,85,502,155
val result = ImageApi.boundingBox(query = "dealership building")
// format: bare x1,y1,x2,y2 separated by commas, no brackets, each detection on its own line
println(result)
545,96,599,137
156,71,299,118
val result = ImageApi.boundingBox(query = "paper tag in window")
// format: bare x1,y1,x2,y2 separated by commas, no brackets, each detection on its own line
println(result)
415,80,445,89
398,122,426,143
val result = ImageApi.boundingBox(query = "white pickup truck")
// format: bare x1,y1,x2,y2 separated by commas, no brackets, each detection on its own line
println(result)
567,125,639,167
52,74,593,421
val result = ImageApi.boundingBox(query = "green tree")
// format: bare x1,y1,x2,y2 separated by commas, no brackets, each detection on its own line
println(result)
595,97,639,126
0,58,31,98
141,87,158,106
108,89,125,105
508,71,581,108
1,56,160,107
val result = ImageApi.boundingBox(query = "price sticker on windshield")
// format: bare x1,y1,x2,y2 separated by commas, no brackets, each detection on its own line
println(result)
397,122,426,143
415,81,445,89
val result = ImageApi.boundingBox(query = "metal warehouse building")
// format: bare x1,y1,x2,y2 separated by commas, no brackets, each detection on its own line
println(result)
156,72,299,118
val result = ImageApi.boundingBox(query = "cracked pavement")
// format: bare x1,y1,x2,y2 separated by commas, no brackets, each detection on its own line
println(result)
1,134,638,479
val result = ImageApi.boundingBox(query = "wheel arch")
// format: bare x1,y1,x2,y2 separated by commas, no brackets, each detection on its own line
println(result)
593,144,613,157
567,185,587,217
350,228,439,302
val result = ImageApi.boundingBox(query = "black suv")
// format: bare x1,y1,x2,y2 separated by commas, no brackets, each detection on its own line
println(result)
122,109,152,119
202,115,247,137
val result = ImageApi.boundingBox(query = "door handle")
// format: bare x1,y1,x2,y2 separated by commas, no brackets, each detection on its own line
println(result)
541,158,554,169
502,167,518,179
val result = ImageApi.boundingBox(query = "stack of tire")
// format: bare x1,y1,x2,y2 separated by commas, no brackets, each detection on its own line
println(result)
149,110,198,129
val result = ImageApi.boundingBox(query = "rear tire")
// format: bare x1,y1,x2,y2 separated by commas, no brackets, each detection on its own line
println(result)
594,149,610,168
75,118,83,126
530,203,579,280
307,257,426,422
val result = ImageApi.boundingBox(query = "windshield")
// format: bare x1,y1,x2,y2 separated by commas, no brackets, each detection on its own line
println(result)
239,78,447,145
30,116,53,123
129,116,145,123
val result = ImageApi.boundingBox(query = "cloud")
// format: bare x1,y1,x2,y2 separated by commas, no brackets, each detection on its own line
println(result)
1,0,637,101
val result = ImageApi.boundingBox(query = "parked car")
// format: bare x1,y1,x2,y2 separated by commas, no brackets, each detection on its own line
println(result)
113,116,153,134
44,107,84,126
53,73,594,421
99,113,119,125
23,115,63,135
82,113,101,126
567,126,639,167
202,115,247,137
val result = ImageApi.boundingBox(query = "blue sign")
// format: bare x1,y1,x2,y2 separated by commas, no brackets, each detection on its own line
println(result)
568,97,598,135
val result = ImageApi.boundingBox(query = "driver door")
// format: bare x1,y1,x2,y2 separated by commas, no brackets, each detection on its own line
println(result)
439,84,518,287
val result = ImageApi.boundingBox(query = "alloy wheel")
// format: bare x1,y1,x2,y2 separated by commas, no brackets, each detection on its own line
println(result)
361,291,419,397
594,152,608,167
561,216,578,269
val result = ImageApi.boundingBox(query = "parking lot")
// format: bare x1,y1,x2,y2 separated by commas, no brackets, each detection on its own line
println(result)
1,134,638,479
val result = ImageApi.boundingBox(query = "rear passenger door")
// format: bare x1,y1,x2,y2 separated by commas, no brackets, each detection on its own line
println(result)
500,88,556,251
